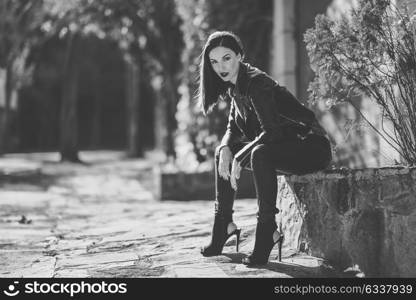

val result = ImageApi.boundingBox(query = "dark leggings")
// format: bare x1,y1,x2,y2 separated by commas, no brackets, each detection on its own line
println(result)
214,134,332,223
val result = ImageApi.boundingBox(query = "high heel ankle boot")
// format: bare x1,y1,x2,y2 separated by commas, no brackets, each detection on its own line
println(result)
242,220,284,265
201,215,241,257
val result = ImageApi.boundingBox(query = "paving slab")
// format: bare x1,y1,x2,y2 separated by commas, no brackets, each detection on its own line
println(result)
0,151,338,278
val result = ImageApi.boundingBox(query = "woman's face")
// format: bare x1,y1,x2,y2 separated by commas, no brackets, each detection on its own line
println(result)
208,46,241,84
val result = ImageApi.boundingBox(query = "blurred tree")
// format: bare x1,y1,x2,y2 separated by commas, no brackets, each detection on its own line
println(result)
124,51,141,157
175,0,273,169
140,0,183,159
0,0,44,154
17,0,183,161
60,32,81,161
305,0,416,165
18,35,128,153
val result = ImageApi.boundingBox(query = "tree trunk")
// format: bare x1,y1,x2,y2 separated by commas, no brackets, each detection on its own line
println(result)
152,74,178,160
163,75,177,159
0,66,12,155
90,70,101,149
153,89,167,159
125,54,142,157
59,33,81,162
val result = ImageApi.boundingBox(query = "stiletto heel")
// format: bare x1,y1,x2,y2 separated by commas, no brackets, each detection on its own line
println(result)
276,234,284,262
235,229,241,252
224,227,241,252
242,220,282,266
201,217,241,257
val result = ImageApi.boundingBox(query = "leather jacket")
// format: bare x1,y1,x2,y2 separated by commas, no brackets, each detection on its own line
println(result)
219,62,328,168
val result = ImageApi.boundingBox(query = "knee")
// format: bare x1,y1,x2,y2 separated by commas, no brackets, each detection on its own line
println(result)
250,144,269,165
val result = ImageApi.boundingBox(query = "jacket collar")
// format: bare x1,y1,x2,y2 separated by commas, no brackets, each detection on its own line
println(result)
233,62,265,97
227,62,265,120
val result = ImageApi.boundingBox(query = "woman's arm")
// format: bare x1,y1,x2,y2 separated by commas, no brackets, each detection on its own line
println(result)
218,99,244,152
234,131,266,167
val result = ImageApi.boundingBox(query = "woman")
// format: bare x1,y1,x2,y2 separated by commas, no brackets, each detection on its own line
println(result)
198,31,332,265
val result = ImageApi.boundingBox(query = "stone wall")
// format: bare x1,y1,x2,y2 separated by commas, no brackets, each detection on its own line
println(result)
277,167,416,277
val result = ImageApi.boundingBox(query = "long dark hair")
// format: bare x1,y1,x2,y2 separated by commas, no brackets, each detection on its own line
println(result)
197,31,245,115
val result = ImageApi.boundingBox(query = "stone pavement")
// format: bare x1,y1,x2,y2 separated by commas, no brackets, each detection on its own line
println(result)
0,151,337,278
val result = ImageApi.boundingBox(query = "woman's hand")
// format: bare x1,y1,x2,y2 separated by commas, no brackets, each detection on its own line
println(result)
230,158,242,191
218,146,233,181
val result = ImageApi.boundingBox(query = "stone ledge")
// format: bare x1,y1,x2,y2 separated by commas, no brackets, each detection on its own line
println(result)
278,167,416,277
155,167,256,201
286,166,416,181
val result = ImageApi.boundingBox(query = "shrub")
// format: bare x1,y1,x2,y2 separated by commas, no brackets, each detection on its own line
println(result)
305,0,416,165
